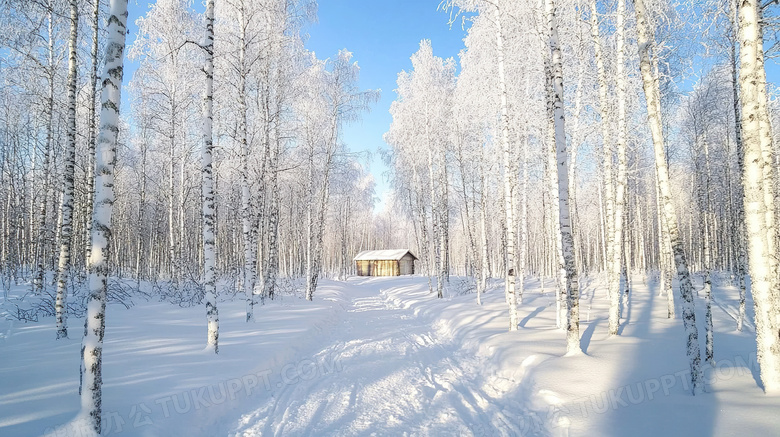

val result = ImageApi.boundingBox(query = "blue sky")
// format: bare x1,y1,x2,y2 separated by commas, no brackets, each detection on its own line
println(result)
303,1,469,212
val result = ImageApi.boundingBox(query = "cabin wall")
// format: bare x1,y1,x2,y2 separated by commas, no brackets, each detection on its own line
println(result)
356,260,371,276
354,260,401,276
373,260,399,276
399,253,416,275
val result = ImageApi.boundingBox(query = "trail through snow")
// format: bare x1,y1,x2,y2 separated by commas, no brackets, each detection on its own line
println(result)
221,279,544,436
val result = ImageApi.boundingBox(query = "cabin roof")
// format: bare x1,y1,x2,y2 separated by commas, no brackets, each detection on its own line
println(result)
353,249,418,261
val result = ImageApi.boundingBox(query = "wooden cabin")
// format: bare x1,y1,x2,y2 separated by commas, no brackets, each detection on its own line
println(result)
353,249,418,276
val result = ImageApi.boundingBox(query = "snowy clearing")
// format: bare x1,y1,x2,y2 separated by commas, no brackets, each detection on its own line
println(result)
1,275,779,436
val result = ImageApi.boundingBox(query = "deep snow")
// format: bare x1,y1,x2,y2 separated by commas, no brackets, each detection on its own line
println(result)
1,274,779,436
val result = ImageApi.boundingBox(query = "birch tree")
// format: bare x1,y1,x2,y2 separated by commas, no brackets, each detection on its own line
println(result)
588,0,616,305
33,0,57,296
727,0,747,332
545,0,580,353
633,0,702,394
495,1,518,329
83,0,101,270
54,0,78,340
737,0,780,393
610,0,630,334
80,0,128,431
201,0,219,353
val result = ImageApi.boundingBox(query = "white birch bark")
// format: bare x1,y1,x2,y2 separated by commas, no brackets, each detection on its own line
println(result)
178,157,185,271
518,126,530,306
455,140,480,299
753,13,779,308
55,0,79,340
83,0,100,269
610,0,629,335
413,167,434,294
496,3,518,331
35,2,56,295
238,9,256,321
80,0,128,431
544,48,566,331
440,151,450,285
546,0,580,354
479,170,489,303
338,198,349,281
702,136,714,365
729,0,747,332
589,0,615,301
202,0,219,353
264,136,280,300
569,65,583,276
307,169,331,300
168,98,177,284
737,0,780,392
135,130,148,288
656,165,675,318
428,148,443,299
634,0,702,394
306,111,337,301
305,151,314,299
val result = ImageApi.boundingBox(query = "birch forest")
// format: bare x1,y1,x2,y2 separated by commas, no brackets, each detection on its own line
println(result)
2,0,780,434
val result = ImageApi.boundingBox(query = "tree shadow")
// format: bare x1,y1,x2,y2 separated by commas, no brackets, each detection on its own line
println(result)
590,278,718,436
580,317,603,354
520,306,545,328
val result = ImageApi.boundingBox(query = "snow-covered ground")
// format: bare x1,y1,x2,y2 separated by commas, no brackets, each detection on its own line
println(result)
1,274,779,436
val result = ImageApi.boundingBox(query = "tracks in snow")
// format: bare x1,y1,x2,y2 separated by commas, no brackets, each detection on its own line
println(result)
228,285,544,437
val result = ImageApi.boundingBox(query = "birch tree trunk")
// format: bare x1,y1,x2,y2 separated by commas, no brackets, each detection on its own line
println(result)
546,0,580,354
544,48,566,331
428,147,443,299
478,160,490,302
55,0,79,340
737,0,780,392
306,115,337,301
306,158,332,301
656,166,675,318
455,139,480,299
238,10,256,322
440,151,450,286
305,150,314,295
414,167,434,294
261,54,279,301
178,157,186,273
589,0,615,302
168,96,177,285
338,197,349,281
202,0,219,353
569,65,583,277
135,130,148,288
729,0,747,332
80,0,128,431
518,127,530,306
496,2,518,331
264,136,280,300
35,2,56,295
611,0,629,335
634,0,702,394
84,0,100,269
702,136,714,365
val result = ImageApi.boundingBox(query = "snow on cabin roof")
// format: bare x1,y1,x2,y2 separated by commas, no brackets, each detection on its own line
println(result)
353,249,418,261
